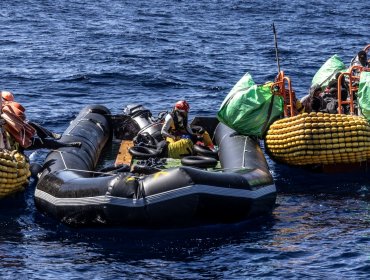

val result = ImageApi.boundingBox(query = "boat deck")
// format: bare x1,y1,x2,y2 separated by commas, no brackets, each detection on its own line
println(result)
114,140,134,166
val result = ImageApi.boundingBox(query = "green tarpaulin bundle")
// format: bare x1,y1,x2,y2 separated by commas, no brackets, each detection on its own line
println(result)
217,73,283,137
357,71,370,121
311,54,347,88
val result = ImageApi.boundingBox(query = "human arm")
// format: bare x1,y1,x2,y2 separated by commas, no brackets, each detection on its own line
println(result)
185,122,196,136
300,94,312,113
161,114,176,140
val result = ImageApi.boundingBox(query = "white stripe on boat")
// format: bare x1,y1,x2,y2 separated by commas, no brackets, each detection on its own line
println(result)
34,184,276,208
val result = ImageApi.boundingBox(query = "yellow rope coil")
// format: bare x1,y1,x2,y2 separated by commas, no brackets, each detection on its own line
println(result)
0,149,30,198
265,112,370,165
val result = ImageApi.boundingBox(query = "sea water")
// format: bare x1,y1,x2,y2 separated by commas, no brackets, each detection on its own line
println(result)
0,0,369,278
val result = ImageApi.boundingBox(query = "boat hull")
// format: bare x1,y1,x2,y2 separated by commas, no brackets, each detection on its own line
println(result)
34,105,276,227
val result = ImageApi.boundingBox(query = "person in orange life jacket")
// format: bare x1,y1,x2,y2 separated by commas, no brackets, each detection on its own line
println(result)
1,90,81,150
161,100,214,147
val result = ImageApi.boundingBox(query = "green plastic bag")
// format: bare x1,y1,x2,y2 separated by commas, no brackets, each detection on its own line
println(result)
217,73,283,137
311,54,347,88
357,71,370,121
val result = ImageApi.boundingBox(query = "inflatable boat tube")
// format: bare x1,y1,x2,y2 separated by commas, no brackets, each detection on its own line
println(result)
34,105,276,227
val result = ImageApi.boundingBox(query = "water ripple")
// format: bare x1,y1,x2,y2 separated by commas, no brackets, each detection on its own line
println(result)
0,0,369,278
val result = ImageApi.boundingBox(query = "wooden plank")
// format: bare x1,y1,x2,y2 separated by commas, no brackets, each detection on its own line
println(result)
115,140,134,166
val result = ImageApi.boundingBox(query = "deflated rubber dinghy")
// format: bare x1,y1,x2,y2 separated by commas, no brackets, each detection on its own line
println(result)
34,104,276,227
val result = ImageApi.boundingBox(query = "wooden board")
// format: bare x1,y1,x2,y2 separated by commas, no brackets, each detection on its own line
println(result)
115,140,134,166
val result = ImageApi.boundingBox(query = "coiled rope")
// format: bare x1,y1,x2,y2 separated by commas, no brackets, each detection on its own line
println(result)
0,149,31,198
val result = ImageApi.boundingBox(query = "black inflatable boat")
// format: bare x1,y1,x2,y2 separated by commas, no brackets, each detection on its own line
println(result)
34,104,276,227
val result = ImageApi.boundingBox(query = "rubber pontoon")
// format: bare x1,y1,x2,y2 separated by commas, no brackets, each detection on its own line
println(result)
34,104,276,227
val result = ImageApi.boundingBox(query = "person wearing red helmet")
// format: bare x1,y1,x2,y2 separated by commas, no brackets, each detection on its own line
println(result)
1,90,15,102
161,100,195,142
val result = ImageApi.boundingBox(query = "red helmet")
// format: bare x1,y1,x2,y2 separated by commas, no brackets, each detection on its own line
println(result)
174,100,190,112
1,91,15,102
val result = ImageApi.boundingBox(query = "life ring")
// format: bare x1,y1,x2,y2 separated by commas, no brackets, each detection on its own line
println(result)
193,144,218,159
181,156,218,169
128,146,160,159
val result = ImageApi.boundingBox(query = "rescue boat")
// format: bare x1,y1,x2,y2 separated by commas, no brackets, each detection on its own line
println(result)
34,104,276,227
263,45,370,193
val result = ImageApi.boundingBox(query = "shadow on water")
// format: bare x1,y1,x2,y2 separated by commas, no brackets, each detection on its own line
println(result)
271,161,370,198
260,146,370,198
32,210,276,262
0,192,27,241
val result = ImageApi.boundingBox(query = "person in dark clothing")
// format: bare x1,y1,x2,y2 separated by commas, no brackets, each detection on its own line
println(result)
27,121,81,150
351,50,369,68
301,84,326,113
319,72,351,114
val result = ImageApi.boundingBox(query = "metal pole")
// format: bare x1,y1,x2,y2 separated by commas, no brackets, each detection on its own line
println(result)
272,22,280,74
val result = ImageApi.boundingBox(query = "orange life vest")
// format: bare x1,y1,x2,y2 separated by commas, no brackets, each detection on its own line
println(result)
2,101,26,120
1,102,36,148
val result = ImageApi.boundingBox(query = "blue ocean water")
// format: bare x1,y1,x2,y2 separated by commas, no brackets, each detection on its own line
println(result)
0,0,369,278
